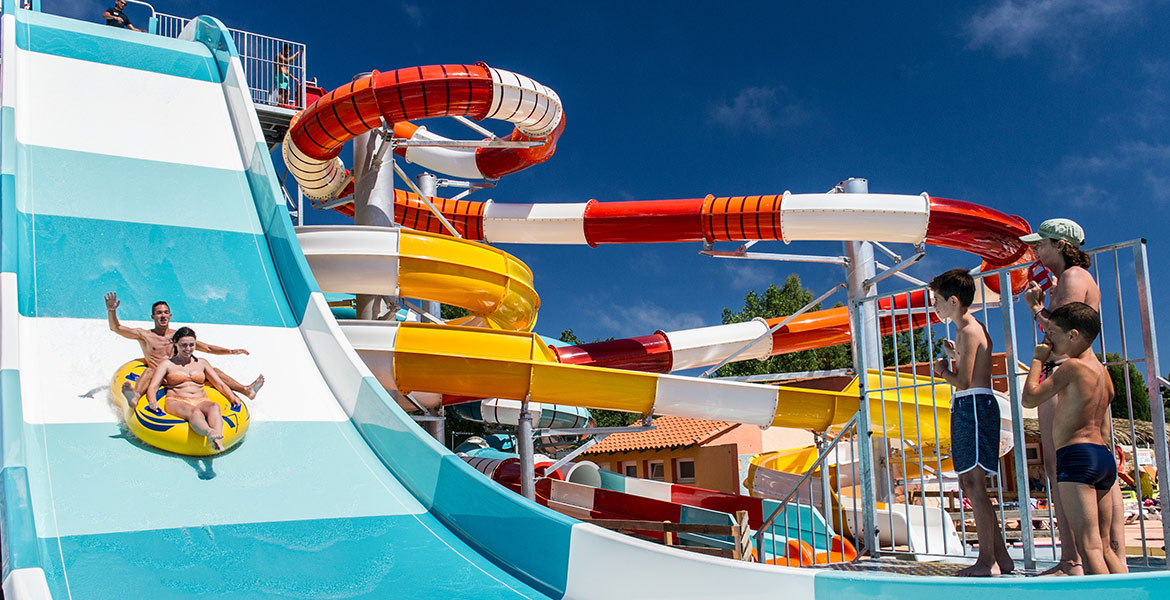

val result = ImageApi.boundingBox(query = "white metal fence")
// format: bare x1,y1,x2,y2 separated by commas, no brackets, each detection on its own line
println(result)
155,12,308,110
32,2,309,110
846,240,1167,569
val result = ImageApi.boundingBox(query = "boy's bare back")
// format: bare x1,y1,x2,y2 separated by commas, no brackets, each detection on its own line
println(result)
952,315,993,391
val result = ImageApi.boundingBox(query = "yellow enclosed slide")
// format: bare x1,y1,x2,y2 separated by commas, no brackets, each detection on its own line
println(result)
298,225,955,444
341,319,953,438
298,226,539,331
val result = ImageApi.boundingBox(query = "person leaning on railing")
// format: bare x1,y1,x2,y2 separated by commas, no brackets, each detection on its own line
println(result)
103,0,144,32
275,44,302,106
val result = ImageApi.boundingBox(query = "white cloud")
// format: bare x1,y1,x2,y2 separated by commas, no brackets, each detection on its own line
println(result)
709,86,808,132
727,262,772,289
1062,141,1170,172
1055,141,1170,205
590,301,707,335
1048,182,1110,209
401,3,423,27
1131,60,1170,131
966,0,1139,58
1142,172,1170,203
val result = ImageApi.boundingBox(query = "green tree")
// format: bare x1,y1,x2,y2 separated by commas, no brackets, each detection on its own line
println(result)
881,327,943,370
1100,352,1151,421
440,304,470,320
715,274,852,377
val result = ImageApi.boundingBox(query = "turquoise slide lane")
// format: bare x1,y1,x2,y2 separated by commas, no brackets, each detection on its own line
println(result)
0,7,566,598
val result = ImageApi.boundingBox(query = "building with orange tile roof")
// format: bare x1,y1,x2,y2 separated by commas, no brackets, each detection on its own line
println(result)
583,415,765,493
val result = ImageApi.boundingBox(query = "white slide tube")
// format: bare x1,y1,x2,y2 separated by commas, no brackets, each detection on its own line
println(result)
481,201,589,245
486,68,563,138
400,126,484,180
779,192,930,245
664,318,774,371
297,226,403,296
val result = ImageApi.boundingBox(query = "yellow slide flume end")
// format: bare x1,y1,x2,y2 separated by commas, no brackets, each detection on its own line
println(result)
397,230,539,331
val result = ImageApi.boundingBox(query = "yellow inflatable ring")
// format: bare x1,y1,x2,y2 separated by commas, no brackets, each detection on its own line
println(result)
111,359,250,456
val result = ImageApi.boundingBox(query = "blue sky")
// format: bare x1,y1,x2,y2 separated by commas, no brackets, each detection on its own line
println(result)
54,1,1170,374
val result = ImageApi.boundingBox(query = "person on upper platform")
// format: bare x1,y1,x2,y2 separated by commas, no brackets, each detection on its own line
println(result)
103,0,144,32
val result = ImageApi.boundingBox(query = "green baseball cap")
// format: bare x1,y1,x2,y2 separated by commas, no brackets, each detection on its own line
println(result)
1019,218,1085,247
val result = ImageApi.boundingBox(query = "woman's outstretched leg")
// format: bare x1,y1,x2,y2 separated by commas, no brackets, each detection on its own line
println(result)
201,403,224,451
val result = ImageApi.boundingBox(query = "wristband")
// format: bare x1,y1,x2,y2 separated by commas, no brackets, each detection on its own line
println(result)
1032,308,1043,320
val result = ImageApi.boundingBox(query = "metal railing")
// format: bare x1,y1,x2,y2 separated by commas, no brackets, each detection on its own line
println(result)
849,239,1167,570
754,412,863,566
155,12,307,110
31,3,309,110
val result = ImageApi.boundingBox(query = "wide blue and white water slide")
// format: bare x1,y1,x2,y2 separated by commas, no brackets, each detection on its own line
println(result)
0,5,1166,598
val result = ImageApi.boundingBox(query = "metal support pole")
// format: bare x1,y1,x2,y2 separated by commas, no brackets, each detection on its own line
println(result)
415,173,444,319
296,186,303,227
840,176,880,557
352,73,394,320
400,164,446,443
817,432,834,552
517,395,536,501
416,172,437,198
428,407,446,447
543,434,613,477
1000,271,1035,570
1133,242,1170,564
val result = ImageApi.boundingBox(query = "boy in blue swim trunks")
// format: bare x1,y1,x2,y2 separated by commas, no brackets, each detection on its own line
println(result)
1023,302,1124,574
930,268,1013,577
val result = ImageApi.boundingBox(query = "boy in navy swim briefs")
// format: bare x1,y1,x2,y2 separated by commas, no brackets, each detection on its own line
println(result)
1022,302,1122,574
930,269,1013,577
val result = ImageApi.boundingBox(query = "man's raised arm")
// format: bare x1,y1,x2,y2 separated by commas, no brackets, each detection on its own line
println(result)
104,292,139,340
194,340,249,356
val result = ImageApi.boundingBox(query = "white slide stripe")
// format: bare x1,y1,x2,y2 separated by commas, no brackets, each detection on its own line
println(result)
1,568,53,600
665,318,773,371
222,55,268,177
282,133,349,202
481,397,543,427
562,461,602,487
15,49,245,172
481,202,587,244
564,523,817,598
1,15,16,109
0,273,18,372
780,192,930,244
653,375,778,427
547,479,597,512
297,226,402,296
486,68,562,138
622,476,673,502
18,316,347,425
401,127,484,180
299,293,374,417
463,455,505,479
336,320,401,398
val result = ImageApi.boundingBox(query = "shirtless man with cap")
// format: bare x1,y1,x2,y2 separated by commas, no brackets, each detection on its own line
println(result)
1020,218,1125,575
